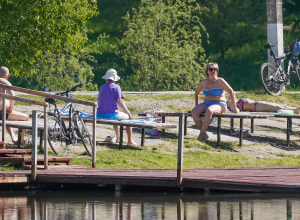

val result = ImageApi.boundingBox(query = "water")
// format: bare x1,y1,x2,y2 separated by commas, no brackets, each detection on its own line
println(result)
0,190,298,220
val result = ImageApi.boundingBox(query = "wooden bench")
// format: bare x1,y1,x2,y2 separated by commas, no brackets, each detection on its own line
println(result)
82,118,177,148
0,157,72,169
0,120,45,148
139,112,281,147
0,149,34,157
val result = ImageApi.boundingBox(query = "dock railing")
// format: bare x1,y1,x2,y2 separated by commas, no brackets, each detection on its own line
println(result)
0,83,98,168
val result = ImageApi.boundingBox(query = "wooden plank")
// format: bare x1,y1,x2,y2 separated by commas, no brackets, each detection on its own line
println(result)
0,149,33,154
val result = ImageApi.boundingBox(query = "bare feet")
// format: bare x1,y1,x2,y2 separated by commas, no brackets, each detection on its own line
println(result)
11,136,18,144
197,133,209,142
127,141,139,146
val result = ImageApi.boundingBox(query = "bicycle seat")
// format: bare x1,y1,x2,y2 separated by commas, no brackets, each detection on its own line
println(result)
264,43,274,49
45,97,57,104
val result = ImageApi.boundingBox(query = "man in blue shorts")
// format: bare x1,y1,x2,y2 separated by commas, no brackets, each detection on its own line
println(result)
97,69,138,146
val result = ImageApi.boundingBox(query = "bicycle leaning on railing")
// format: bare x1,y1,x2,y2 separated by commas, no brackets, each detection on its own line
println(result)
43,77,93,156
260,38,300,95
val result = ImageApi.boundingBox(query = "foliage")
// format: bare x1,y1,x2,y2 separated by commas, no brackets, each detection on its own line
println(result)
119,0,207,91
283,0,300,31
0,0,98,75
9,49,98,91
196,0,266,77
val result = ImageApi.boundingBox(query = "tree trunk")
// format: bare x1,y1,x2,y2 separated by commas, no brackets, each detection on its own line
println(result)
219,38,226,78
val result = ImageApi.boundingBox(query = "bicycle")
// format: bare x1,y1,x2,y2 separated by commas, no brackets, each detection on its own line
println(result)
260,38,300,95
44,77,93,156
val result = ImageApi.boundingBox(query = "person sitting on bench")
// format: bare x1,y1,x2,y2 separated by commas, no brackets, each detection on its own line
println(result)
227,97,300,114
0,67,29,144
97,68,138,146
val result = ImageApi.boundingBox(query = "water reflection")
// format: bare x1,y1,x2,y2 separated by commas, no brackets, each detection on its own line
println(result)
0,191,299,220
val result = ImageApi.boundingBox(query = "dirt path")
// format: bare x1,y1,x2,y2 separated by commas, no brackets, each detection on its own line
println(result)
5,96,300,158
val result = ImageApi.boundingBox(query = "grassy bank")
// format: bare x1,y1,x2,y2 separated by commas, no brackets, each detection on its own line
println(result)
1,91,300,171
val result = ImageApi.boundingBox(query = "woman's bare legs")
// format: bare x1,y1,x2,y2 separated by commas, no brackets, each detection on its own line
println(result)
115,112,137,145
256,102,300,113
191,103,209,140
198,104,227,141
7,111,29,144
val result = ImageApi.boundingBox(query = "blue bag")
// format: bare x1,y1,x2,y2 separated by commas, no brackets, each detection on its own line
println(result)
293,40,300,56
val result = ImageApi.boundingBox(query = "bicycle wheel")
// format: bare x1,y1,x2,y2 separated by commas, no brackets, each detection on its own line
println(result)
47,115,69,156
74,114,93,156
260,62,285,95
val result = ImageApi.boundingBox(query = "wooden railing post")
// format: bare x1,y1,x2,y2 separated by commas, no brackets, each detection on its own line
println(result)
177,114,184,185
92,106,96,168
31,110,38,181
44,106,48,169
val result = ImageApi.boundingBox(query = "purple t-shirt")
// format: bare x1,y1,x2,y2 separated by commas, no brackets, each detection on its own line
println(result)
97,82,124,114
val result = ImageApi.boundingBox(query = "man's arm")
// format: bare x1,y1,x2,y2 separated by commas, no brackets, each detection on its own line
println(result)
117,98,132,119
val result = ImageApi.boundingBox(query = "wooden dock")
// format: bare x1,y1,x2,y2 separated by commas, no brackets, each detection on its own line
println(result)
2,166,300,193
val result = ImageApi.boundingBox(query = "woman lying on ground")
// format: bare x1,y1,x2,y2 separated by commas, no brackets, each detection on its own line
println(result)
191,63,239,142
226,97,300,114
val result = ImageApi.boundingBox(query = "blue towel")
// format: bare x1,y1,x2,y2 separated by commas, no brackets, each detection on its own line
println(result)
60,110,159,124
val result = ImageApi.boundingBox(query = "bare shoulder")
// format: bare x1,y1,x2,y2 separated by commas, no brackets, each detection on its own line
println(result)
0,78,11,86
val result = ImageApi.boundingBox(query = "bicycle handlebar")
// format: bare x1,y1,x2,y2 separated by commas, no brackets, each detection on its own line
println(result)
54,77,84,97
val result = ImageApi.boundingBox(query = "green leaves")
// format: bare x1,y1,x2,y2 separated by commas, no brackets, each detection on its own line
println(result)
0,0,98,75
119,0,207,91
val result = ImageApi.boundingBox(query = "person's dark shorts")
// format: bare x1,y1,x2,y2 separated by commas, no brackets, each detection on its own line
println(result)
0,111,9,120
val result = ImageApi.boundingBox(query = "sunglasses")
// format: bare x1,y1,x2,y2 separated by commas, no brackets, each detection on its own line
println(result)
208,68,218,72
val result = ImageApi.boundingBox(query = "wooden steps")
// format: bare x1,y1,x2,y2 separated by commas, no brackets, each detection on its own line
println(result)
0,157,72,169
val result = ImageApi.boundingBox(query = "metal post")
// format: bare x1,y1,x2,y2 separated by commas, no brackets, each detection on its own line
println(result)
267,0,283,67
184,114,188,135
44,106,48,169
177,114,184,185
217,116,221,147
239,118,243,147
251,118,254,133
31,111,38,181
119,126,123,150
92,106,96,168
141,128,145,146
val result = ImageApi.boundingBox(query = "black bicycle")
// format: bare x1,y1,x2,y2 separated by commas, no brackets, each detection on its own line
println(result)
44,77,93,156
260,38,300,95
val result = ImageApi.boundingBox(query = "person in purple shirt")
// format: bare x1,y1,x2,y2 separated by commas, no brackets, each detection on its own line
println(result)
97,68,138,146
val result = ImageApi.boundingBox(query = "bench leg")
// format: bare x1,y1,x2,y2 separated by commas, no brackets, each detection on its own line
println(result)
141,128,145,146
217,116,221,147
39,130,44,148
162,116,165,133
239,118,243,147
184,115,188,136
287,118,291,146
230,118,234,133
119,126,123,150
251,118,254,133
17,128,22,149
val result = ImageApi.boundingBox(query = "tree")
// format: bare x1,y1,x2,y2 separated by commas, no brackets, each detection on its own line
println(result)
196,0,265,77
0,0,98,75
283,0,300,31
120,0,207,91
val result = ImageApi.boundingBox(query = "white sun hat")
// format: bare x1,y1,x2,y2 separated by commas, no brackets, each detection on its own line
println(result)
102,68,120,81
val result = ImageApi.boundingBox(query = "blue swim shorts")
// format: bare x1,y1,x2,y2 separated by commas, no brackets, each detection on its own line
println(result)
203,101,227,107
97,113,119,119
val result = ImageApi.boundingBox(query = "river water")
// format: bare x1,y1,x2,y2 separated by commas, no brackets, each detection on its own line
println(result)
0,189,298,220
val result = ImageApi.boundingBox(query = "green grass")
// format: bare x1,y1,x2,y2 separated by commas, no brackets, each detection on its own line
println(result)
69,147,300,169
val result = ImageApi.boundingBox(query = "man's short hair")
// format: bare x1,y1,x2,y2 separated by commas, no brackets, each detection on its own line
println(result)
0,67,9,77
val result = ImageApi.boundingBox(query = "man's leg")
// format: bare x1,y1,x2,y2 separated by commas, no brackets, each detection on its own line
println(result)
7,110,29,143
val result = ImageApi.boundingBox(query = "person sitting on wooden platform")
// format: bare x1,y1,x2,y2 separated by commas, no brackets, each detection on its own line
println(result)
97,68,138,146
0,67,29,144
227,97,300,114
191,62,239,142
